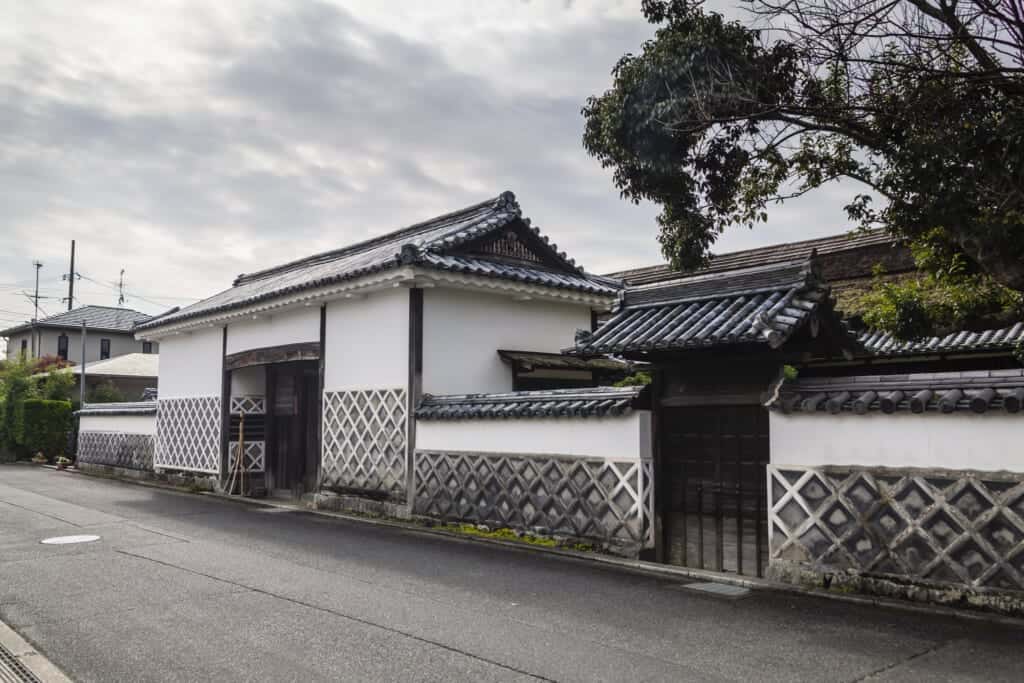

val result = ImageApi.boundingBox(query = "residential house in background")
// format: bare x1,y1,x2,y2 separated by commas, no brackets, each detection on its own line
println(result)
1,305,158,363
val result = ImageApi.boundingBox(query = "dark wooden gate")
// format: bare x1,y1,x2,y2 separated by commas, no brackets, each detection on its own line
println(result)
661,406,769,576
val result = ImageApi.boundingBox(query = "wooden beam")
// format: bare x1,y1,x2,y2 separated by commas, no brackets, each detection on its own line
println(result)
224,341,321,371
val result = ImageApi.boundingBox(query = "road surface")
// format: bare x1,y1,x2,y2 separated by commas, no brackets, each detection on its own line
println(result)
1,465,1022,682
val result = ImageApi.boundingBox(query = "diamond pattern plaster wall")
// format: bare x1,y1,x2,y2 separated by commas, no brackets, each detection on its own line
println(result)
413,450,654,549
154,397,221,473
322,388,407,499
769,465,1024,592
78,431,154,471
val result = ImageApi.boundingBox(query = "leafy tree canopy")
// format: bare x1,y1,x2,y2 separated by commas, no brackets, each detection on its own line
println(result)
583,0,1024,338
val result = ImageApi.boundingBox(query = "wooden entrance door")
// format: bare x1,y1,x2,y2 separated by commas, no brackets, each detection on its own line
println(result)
661,406,769,576
267,362,319,496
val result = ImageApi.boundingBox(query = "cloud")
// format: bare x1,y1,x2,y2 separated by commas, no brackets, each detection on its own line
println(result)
0,0,863,352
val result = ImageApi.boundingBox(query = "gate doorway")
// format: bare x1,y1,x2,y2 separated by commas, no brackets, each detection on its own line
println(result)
266,361,319,497
661,405,769,576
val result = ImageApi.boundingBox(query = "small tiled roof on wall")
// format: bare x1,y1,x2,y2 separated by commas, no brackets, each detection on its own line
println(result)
859,323,1024,357
571,258,839,355
0,305,153,337
415,386,647,420
771,369,1024,415
137,192,620,332
76,401,158,417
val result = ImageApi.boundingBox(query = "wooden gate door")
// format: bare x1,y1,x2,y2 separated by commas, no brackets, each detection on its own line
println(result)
662,406,769,576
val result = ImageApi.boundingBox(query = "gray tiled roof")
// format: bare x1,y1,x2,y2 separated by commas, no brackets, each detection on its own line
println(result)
859,323,1024,357
0,305,152,336
76,401,158,417
497,349,632,372
610,229,899,286
772,369,1024,415
415,386,646,420
571,259,832,355
137,192,619,332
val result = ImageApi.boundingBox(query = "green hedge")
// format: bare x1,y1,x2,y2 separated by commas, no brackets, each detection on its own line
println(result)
22,399,72,460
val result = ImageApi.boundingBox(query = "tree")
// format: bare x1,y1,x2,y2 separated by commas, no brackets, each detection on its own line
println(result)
583,0,1024,337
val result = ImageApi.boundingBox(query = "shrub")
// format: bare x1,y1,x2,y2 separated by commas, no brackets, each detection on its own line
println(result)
87,380,125,404
38,369,75,401
0,356,35,455
22,399,72,460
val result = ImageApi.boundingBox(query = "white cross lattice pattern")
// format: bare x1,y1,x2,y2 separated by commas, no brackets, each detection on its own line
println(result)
769,465,1024,591
413,450,654,548
321,388,407,499
78,431,154,471
155,397,221,473
228,440,265,472
230,395,266,415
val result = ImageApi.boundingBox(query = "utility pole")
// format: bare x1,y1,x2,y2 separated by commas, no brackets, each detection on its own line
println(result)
32,260,42,359
32,260,42,322
80,321,87,406
118,269,126,306
62,240,77,311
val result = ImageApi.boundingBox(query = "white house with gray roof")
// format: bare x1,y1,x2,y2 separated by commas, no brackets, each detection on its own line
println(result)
119,191,654,551
1,305,158,363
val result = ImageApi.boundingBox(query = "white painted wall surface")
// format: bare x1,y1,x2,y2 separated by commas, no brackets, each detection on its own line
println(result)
770,412,1024,473
324,289,408,391
416,411,651,461
230,365,266,396
226,306,320,355
157,326,223,398
79,413,156,435
422,288,591,396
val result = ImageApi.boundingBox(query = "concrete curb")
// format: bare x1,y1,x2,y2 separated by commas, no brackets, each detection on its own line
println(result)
55,464,1024,629
0,618,73,683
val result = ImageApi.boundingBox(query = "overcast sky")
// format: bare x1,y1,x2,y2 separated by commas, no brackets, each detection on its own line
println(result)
1,0,859,348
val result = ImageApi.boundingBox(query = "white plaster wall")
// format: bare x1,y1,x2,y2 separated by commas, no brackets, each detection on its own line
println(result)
422,288,591,396
230,365,266,396
324,288,408,391
79,413,156,435
226,306,320,355
5,329,154,363
770,412,1024,473
416,411,651,461
156,326,223,398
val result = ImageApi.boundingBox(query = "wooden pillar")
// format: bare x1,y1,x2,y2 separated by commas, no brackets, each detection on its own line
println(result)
219,326,230,489
406,288,424,506
315,303,326,488
651,366,667,564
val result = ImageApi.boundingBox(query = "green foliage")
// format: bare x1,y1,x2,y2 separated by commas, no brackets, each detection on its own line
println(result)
87,380,125,404
583,1,1024,338
22,399,72,460
37,369,75,401
613,371,653,387
782,365,799,381
0,356,37,454
852,239,1023,338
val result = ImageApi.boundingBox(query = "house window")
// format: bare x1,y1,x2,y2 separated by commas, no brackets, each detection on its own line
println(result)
20,339,27,356
142,341,153,354
100,338,111,360
57,334,69,360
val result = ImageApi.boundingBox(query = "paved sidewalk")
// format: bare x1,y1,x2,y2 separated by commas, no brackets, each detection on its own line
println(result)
2,465,1023,682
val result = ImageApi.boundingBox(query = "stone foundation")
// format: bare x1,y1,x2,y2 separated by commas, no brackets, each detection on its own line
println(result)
768,464,1024,615
314,491,412,519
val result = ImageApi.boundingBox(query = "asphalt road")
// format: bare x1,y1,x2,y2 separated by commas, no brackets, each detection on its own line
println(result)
2,465,1023,682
